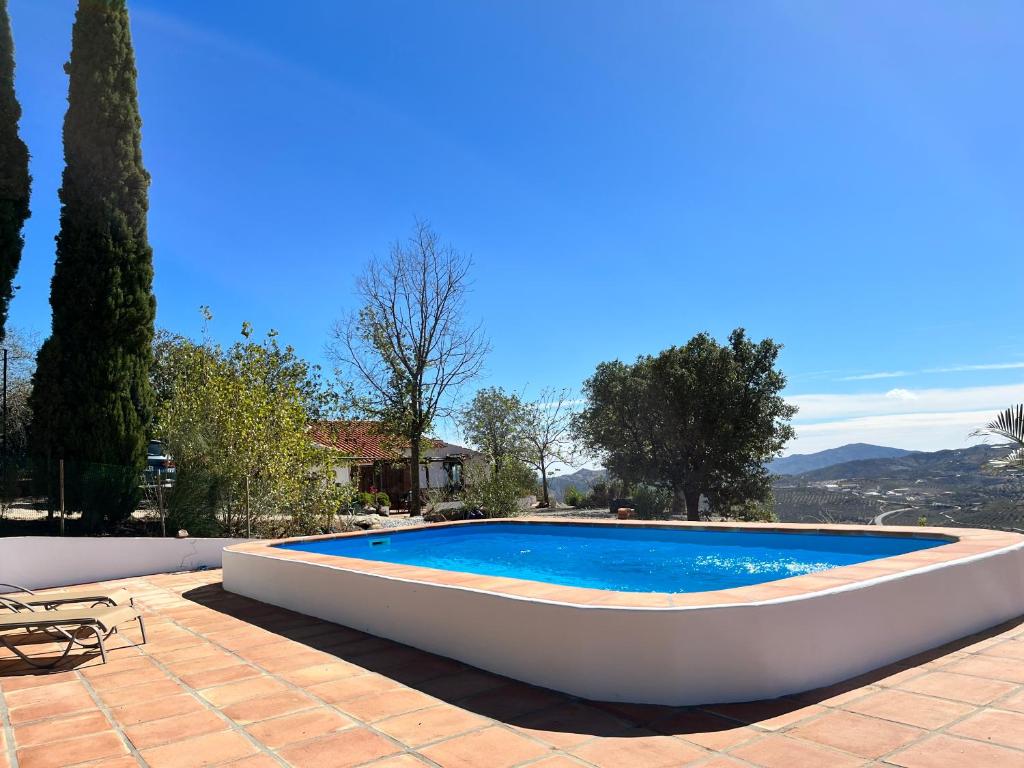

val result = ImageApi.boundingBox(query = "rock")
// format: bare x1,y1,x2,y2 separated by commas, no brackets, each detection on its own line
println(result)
424,506,474,523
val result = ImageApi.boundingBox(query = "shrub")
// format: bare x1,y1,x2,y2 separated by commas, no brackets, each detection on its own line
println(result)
375,491,391,507
632,484,671,520
463,461,527,518
358,492,375,509
588,480,609,508
731,498,776,522
166,468,224,537
564,485,583,507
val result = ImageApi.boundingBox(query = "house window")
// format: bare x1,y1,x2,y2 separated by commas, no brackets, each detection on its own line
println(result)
444,459,463,490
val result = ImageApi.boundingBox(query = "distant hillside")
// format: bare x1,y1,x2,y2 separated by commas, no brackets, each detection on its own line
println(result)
548,468,607,501
794,443,1006,482
772,443,1022,530
768,443,915,476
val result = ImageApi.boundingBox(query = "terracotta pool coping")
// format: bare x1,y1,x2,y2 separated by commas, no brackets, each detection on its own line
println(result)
224,518,1024,609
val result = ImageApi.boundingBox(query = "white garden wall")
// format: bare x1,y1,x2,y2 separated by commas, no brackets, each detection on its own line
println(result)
0,536,247,590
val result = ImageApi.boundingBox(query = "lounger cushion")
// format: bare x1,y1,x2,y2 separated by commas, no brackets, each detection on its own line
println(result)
1,586,132,607
0,605,139,633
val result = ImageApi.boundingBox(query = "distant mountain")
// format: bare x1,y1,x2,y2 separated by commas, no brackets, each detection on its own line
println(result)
768,443,915,476
547,468,607,501
793,443,1006,483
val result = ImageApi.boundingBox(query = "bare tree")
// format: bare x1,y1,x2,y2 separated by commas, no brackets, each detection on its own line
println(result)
522,387,577,507
328,221,489,515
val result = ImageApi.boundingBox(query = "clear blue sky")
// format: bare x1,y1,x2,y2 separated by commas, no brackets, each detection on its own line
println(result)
7,1,1024,454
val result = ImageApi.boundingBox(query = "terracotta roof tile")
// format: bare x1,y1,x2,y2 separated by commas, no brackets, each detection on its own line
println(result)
309,421,444,461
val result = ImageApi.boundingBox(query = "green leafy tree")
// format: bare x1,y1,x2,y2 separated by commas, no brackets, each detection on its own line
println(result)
0,0,29,341
459,386,528,475
29,0,155,530
329,221,489,515
574,329,796,520
157,323,346,537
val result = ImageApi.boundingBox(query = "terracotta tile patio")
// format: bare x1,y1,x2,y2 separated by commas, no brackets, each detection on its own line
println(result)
0,570,1022,767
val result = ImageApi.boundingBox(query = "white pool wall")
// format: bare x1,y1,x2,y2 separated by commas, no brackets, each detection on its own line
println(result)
224,539,1024,705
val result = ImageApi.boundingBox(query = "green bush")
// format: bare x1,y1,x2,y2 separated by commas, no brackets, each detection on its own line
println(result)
564,485,583,507
375,492,391,507
588,481,609,509
358,492,375,508
166,469,223,537
632,484,671,520
463,461,526,518
730,498,776,522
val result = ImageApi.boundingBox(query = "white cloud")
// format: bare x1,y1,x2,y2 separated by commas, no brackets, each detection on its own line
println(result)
834,360,1024,381
885,388,918,401
837,371,909,381
781,379,1024,454
787,410,997,455
788,382,1024,422
924,362,1024,373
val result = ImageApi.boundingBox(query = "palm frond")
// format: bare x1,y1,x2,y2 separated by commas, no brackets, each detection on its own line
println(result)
989,446,1024,470
973,404,1024,471
972,404,1024,444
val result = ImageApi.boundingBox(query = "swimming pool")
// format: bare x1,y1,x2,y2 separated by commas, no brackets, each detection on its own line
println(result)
224,519,1024,705
276,522,944,592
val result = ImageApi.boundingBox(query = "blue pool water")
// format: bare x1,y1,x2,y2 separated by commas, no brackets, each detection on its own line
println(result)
277,523,945,593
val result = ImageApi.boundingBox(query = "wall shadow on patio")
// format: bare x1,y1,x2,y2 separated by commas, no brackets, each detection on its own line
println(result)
180,581,1023,742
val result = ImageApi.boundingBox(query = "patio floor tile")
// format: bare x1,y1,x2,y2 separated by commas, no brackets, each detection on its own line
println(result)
375,704,490,747
15,730,128,768
110,693,209,726
420,725,552,768
96,677,184,707
122,708,228,749
511,702,631,749
11,710,110,749
942,654,1024,684
895,670,1018,705
651,709,764,751
702,699,825,731
277,661,364,687
138,729,260,767
243,707,353,749
997,687,1024,713
569,731,706,768
946,707,1024,750
221,689,318,725
787,710,922,758
729,733,866,768
885,733,1024,768
276,727,401,768
336,688,441,723
844,689,975,730
177,662,263,689
307,673,403,704
197,676,290,707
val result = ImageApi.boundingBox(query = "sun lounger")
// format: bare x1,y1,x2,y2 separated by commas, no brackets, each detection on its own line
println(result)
0,583,133,610
0,595,146,668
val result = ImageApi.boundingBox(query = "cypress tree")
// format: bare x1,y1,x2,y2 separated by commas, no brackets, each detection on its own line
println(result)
31,0,155,530
0,0,30,341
